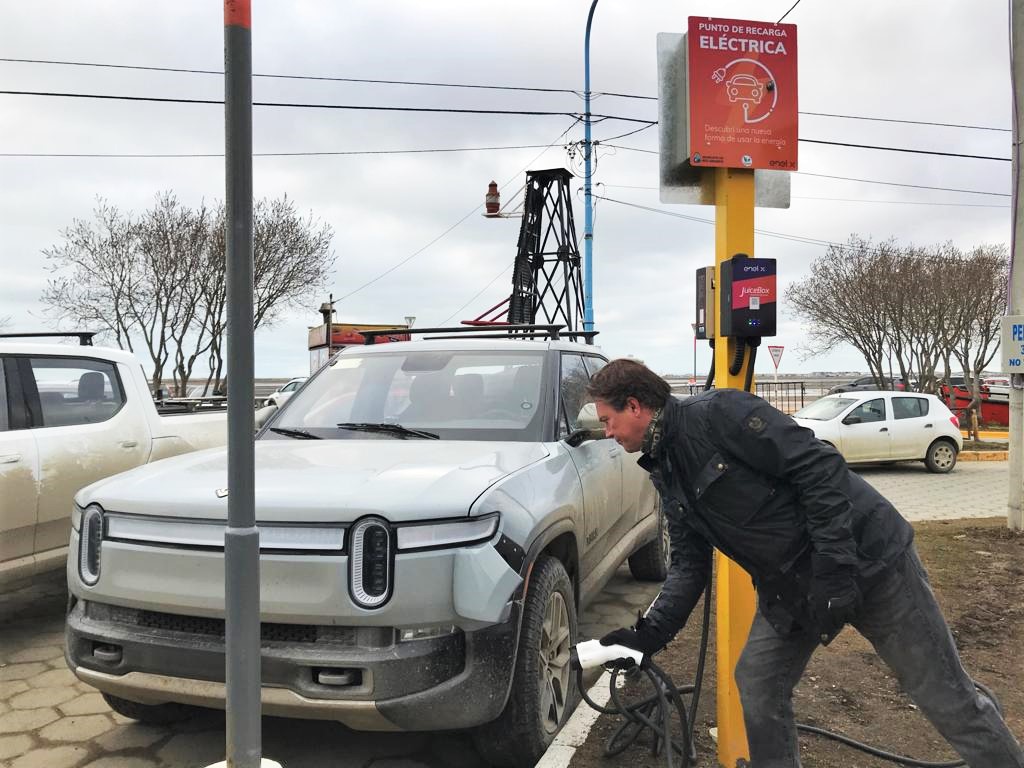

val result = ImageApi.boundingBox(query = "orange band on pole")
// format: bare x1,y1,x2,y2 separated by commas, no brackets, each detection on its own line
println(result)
225,0,251,29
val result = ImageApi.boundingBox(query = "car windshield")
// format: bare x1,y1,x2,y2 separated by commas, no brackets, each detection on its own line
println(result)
265,349,548,441
794,396,857,421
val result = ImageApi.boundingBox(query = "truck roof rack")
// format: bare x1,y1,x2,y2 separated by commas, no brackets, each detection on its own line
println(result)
359,325,598,344
0,331,98,346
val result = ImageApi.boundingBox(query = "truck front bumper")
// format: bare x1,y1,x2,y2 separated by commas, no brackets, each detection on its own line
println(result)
65,597,521,731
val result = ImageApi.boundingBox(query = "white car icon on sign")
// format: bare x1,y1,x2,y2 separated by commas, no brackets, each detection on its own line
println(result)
726,74,763,104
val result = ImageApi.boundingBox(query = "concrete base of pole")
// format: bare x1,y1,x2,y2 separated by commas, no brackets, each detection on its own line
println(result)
204,761,282,767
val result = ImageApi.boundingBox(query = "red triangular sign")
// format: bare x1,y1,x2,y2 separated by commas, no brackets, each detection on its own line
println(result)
768,345,784,369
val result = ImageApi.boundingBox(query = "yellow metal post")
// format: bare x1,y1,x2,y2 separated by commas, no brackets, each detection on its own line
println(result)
713,167,757,767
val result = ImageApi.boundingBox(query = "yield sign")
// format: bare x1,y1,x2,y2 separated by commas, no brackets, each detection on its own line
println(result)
768,345,784,369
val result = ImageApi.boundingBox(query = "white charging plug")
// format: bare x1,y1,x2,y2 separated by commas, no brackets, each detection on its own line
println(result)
571,639,644,670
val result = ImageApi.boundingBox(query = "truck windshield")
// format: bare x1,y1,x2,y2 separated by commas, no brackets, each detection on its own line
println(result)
266,349,548,442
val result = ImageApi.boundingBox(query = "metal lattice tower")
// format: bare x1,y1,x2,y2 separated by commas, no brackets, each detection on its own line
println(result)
506,168,585,332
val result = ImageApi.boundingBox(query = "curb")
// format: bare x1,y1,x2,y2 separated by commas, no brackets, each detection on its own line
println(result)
535,671,612,768
959,451,1008,462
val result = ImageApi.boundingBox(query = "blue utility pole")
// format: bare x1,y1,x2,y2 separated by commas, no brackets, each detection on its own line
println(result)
583,0,599,333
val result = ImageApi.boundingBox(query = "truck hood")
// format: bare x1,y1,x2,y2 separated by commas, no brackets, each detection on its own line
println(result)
77,440,550,522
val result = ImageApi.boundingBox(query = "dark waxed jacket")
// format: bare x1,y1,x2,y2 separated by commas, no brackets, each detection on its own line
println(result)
639,389,914,643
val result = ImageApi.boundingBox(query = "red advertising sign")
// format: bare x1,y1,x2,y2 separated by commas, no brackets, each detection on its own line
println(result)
686,17,798,170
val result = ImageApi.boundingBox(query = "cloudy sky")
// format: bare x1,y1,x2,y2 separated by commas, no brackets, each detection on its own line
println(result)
0,0,1012,378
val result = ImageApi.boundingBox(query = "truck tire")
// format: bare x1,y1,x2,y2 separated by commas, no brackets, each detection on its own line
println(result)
628,506,670,582
473,555,577,768
101,693,195,724
925,439,958,474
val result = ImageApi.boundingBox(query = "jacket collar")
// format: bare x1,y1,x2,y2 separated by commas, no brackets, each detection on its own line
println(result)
640,402,667,460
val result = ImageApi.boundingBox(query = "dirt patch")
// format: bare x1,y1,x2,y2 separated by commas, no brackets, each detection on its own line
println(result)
569,518,1024,768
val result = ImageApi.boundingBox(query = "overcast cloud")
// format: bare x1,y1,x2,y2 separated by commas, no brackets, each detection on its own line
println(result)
0,0,1012,378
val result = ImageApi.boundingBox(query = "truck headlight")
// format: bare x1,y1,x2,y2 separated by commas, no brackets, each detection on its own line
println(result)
79,505,104,586
395,514,499,552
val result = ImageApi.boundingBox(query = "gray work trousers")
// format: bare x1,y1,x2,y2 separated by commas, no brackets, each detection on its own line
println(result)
734,546,1024,768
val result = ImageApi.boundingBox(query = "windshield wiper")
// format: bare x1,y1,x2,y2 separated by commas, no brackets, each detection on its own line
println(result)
336,422,440,440
268,426,322,440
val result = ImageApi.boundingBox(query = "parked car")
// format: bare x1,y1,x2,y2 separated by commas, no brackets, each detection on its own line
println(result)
0,342,227,585
982,375,1010,402
65,337,664,767
264,376,306,407
827,375,906,395
793,391,962,473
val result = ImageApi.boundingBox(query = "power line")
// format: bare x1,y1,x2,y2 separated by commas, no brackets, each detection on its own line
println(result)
603,141,1012,162
0,143,563,159
791,196,1008,209
598,183,1009,207
800,111,1010,133
800,138,1010,162
338,121,579,303
778,0,803,23
437,265,513,326
0,56,583,97
795,171,1010,198
0,89,656,124
1,57,1011,131
593,195,996,255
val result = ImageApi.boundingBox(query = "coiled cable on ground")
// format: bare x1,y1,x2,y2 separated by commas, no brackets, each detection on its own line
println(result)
577,577,1001,768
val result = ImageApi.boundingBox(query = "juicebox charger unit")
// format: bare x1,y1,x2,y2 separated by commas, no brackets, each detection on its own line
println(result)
719,255,777,337
695,266,716,340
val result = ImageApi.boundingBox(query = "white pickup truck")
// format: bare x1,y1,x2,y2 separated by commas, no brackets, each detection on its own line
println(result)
0,340,226,584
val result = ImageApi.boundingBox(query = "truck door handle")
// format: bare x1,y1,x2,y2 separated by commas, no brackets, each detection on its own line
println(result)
924,423,933,428
120,440,139,449
879,427,888,432
0,454,20,464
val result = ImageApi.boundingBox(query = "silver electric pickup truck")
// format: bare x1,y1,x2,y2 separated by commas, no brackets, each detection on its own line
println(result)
65,336,666,767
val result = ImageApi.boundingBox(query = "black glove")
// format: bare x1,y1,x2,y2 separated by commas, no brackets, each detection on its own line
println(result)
810,558,862,644
600,615,665,657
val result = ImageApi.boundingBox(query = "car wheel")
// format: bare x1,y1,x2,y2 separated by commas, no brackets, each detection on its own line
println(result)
472,555,577,768
925,439,958,474
627,504,669,581
101,693,195,724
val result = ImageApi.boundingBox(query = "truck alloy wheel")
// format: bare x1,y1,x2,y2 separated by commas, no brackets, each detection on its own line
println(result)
472,555,578,767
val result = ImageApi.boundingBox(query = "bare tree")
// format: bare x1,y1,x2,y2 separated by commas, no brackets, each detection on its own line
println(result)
204,195,335,390
787,236,893,383
41,192,336,396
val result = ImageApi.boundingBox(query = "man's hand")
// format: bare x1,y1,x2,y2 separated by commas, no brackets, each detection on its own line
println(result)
810,559,862,644
599,616,665,656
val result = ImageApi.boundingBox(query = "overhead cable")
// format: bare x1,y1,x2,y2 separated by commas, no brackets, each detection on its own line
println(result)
0,57,1011,131
336,121,579,303
0,89,655,124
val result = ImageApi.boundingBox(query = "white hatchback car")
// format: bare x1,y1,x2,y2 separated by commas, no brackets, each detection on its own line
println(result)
265,376,306,407
793,391,963,473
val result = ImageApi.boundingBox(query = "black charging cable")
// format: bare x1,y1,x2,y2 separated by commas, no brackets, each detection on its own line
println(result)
576,580,713,768
744,337,760,393
578,573,1000,768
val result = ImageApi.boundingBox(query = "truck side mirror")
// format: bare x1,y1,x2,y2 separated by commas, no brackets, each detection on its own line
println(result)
566,402,606,447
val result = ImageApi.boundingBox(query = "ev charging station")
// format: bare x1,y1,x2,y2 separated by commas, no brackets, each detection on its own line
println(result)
659,16,797,767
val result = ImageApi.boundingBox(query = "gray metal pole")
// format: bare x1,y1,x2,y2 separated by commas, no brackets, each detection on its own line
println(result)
224,1,262,765
1010,0,1024,531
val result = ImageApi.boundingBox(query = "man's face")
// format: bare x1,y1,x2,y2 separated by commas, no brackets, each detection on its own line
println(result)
594,397,654,453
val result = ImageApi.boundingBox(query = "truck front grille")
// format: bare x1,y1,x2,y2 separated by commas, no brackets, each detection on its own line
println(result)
85,602,393,647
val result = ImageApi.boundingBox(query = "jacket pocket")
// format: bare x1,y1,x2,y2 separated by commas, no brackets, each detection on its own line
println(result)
695,452,774,524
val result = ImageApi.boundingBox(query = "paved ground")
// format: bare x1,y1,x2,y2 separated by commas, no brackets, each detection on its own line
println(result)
0,461,1011,768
